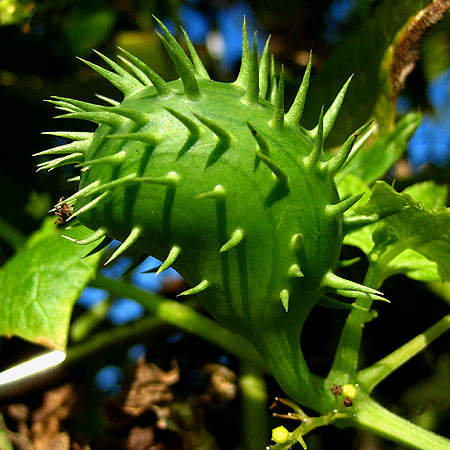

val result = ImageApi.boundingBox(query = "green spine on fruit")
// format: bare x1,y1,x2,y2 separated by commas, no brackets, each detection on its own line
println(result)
39,18,382,411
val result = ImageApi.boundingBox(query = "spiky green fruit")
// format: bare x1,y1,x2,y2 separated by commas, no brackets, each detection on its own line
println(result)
39,18,380,412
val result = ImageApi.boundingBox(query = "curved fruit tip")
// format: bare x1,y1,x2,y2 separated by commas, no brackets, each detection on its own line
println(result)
270,65,285,129
321,120,374,178
268,54,278,104
105,132,161,145
280,289,290,312
165,107,200,137
340,121,377,169
284,50,312,126
303,106,324,170
62,227,108,245
152,16,200,100
104,226,143,265
242,31,260,105
254,150,289,189
77,150,126,169
45,97,81,113
117,46,173,96
105,107,150,126
322,272,383,296
289,233,304,252
95,93,120,106
336,257,361,269
343,201,405,232
193,113,231,146
136,171,180,186
63,174,141,208
325,193,364,219
335,289,390,303
234,16,251,88
156,245,182,275
36,153,84,172
309,74,354,140
287,264,304,278
41,131,93,141
33,139,91,157
342,214,380,232
196,184,227,200
317,295,369,311
55,111,125,129
177,279,210,297
55,181,101,208
77,56,141,97
92,49,146,91
259,34,271,99
180,26,211,80
47,96,100,113
247,122,271,156
117,53,153,87
83,236,114,258
69,191,111,219
220,229,244,253
65,172,131,206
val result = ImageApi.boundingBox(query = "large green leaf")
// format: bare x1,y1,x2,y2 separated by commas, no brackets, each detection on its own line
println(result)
345,181,450,283
0,219,103,350
381,181,448,281
303,0,449,145
336,112,421,185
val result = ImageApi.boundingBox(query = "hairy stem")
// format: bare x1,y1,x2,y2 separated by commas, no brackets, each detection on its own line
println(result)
358,313,450,390
345,391,450,450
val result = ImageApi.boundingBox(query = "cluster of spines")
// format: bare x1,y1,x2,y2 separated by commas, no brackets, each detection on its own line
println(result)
37,17,386,306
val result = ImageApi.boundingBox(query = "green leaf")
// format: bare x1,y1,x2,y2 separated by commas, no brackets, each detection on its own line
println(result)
380,181,448,281
0,219,104,350
338,174,374,255
403,180,448,209
359,182,450,282
336,112,421,185
387,249,440,282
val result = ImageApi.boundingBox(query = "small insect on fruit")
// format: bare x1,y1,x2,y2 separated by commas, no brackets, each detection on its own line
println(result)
54,197,73,224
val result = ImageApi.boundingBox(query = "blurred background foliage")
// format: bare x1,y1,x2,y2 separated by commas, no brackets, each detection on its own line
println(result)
0,0,450,449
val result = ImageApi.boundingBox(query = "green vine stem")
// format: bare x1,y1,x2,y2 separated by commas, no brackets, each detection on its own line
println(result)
325,258,450,449
358,313,450,391
344,391,450,450
70,295,113,343
326,259,394,386
90,275,265,369
239,360,269,450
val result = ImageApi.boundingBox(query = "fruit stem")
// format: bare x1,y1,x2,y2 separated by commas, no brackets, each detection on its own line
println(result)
257,328,333,412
